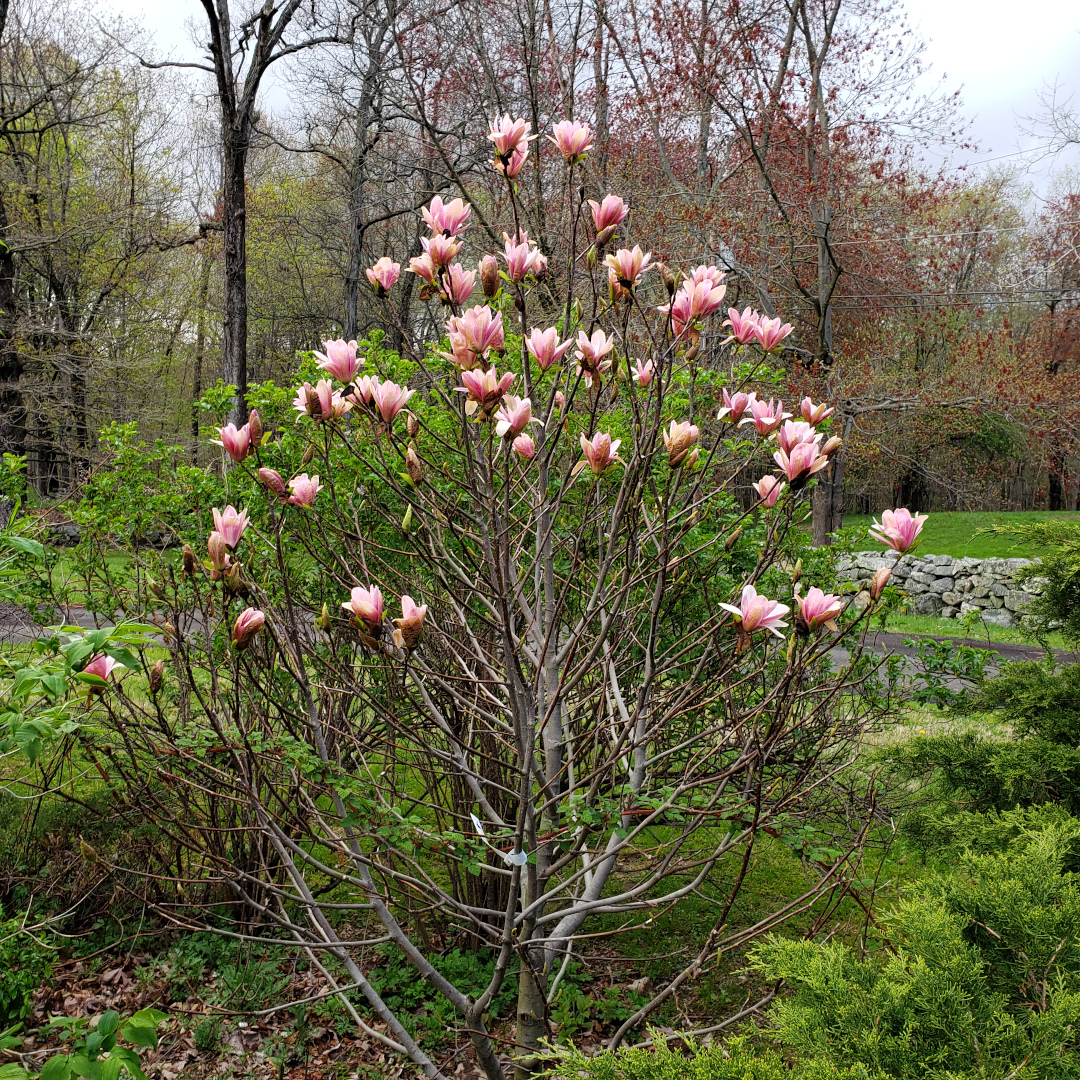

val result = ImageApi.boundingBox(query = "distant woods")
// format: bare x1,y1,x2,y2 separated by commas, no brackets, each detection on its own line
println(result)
0,0,1077,513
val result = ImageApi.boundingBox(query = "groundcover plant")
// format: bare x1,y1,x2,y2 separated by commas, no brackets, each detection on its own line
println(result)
9,117,927,1080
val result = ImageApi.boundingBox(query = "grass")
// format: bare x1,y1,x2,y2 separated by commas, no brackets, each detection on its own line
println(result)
841,510,1080,560
879,612,1071,651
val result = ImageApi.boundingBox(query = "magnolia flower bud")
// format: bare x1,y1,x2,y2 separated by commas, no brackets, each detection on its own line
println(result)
406,412,420,438
301,444,316,466
258,467,287,498
148,577,164,599
658,262,677,296
316,601,332,632
821,436,843,457
224,562,248,596
481,254,500,298
406,443,423,485
595,224,617,248
869,566,892,601
725,525,743,551
207,532,230,572
182,543,196,577
232,607,265,651
792,559,803,584
247,409,263,446
149,658,164,695
401,505,413,534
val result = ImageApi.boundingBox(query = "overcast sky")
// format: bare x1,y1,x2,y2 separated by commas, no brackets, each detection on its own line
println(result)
902,0,1080,190
109,0,1080,192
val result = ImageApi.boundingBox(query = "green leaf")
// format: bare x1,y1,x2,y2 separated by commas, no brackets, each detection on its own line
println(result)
125,1010,166,1029
2,536,45,559
118,1025,156,1049
69,1053,93,1078
99,1058,122,1080
108,1048,146,1080
40,673,67,698
0,1065,33,1080
39,1055,73,1080
95,1013,121,1039
74,672,108,688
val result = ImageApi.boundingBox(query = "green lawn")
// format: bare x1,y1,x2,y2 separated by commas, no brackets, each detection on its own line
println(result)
840,511,1080,560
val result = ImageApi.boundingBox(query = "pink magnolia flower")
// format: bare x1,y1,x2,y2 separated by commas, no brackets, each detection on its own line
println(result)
488,114,534,161
501,148,528,178
578,431,622,475
588,194,629,233
680,278,727,320
800,397,834,425
526,327,572,371
351,374,378,405
869,508,928,554
795,587,843,635
366,256,400,295
207,532,231,572
445,263,476,305
258,467,287,498
315,338,363,384
574,329,614,378
503,233,543,282
83,653,122,681
740,397,790,435
495,394,538,438
408,252,440,286
753,475,785,507
690,265,725,289
663,420,699,468
774,442,830,486
422,195,472,237
719,584,790,638
213,422,252,463
288,473,323,507
512,434,536,459
342,584,384,628
458,367,516,416
212,505,249,549
717,389,757,423
531,249,549,278
723,307,761,346
774,419,822,455
293,379,353,421
446,305,505,365
232,607,265,650
394,594,428,648
554,390,566,409
371,380,415,426
754,316,794,351
633,358,654,387
421,233,462,268
657,290,692,338
604,246,652,290
549,119,593,162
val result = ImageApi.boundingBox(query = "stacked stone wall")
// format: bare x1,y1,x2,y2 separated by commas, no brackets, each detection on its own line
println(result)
834,552,1045,627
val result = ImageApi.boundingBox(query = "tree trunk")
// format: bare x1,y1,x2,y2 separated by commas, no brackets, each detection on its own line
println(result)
222,136,248,421
192,241,213,461
0,194,24,459
343,171,365,341
1050,451,1065,510
812,413,852,546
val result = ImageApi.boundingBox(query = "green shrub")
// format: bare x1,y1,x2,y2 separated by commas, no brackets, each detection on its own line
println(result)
544,1033,872,1079
750,826,1080,1079
0,920,53,1026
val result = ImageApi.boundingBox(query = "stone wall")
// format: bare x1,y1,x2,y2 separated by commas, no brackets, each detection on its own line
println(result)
834,551,1045,628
